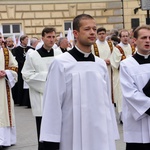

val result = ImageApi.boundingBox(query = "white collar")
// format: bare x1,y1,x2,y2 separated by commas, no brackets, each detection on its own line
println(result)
20,44,27,48
137,51,150,59
96,39,106,44
75,45,91,58
119,42,129,47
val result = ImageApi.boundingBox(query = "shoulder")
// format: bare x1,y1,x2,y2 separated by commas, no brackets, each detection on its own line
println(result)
54,47,62,55
35,42,43,50
50,54,67,71
120,56,135,66
12,46,20,50
27,49,39,58
95,56,107,65
27,46,33,49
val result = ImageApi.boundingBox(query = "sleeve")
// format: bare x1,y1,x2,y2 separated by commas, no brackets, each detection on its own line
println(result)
143,79,150,97
5,51,18,88
21,53,47,93
110,47,122,69
43,141,59,150
104,61,120,140
120,61,150,121
5,70,17,88
40,59,66,143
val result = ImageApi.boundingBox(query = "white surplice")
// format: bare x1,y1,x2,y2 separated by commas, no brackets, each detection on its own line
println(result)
0,48,18,146
120,56,150,143
91,40,114,80
40,52,119,150
110,42,133,113
21,49,62,116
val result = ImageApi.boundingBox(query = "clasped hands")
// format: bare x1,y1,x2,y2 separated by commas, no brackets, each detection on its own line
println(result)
0,70,6,78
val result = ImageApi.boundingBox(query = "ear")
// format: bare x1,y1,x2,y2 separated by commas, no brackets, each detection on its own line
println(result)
133,37,136,43
73,30,78,39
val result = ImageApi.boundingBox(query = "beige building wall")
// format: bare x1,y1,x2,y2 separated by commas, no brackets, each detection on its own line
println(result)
0,0,148,37
123,0,147,30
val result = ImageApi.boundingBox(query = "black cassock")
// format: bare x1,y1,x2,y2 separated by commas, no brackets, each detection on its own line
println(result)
12,45,33,107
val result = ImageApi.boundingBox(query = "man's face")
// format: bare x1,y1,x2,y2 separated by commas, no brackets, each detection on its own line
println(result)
74,19,97,47
42,31,56,49
135,29,150,55
97,31,106,42
21,37,28,46
120,31,130,45
6,38,14,47
60,38,69,49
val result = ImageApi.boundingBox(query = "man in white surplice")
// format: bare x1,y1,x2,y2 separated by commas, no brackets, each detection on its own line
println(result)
120,25,150,150
40,14,119,150
110,29,136,123
0,39,18,148
22,27,62,150
91,27,116,104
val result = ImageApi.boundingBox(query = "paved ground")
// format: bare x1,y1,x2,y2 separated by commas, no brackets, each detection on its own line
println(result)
6,106,125,150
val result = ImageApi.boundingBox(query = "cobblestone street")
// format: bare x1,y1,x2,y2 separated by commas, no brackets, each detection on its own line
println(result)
6,106,125,150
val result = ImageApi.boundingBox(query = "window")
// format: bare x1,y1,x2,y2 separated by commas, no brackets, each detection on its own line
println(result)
64,21,73,37
12,24,20,33
131,18,139,29
64,21,74,46
1,24,21,40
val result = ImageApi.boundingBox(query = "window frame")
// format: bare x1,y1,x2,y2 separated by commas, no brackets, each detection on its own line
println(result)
64,21,73,37
1,23,21,40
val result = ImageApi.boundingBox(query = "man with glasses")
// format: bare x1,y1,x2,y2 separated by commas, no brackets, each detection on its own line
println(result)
110,29,136,124
92,27,115,104
6,37,16,52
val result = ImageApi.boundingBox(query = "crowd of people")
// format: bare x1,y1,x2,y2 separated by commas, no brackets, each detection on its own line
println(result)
0,13,150,150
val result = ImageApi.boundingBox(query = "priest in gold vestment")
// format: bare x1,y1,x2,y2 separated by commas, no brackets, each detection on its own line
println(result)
0,39,18,148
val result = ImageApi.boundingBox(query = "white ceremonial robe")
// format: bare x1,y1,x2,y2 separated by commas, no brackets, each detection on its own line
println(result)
110,42,133,113
55,46,71,52
40,52,119,150
21,49,62,116
0,48,18,146
120,56,150,143
92,40,113,80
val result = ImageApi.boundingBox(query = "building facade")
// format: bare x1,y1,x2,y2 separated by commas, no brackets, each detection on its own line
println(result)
0,0,148,38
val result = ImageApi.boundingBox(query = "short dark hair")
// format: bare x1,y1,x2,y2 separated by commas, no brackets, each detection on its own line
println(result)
42,27,56,37
134,25,150,38
20,35,28,42
73,14,94,31
97,27,106,34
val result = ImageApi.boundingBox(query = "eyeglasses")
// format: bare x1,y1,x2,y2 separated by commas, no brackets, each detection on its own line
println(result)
121,35,129,38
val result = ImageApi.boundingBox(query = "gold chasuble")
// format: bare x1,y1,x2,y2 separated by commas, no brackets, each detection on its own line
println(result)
3,47,18,127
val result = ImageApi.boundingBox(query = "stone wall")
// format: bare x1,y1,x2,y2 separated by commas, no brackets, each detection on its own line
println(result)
123,0,147,30
0,0,148,37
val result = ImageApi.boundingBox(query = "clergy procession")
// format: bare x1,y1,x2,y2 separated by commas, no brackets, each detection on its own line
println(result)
0,13,150,150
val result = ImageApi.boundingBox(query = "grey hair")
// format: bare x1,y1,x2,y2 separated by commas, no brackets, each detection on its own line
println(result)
30,37,38,46
7,36,14,42
57,37,67,46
